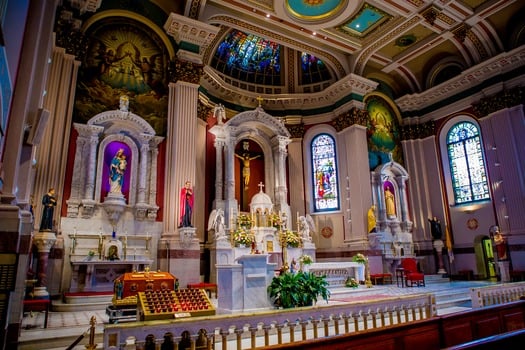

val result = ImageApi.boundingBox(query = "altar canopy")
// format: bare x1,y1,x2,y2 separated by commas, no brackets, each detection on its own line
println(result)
368,159,414,262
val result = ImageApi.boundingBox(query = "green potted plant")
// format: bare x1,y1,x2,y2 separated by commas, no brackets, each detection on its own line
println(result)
267,271,330,308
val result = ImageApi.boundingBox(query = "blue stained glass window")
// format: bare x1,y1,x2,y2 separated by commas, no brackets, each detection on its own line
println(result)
311,134,339,211
446,122,490,204
212,30,281,85
300,52,331,85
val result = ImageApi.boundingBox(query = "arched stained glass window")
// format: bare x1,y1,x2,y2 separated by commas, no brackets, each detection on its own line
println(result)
311,134,339,211
300,52,332,85
211,30,281,85
446,122,490,204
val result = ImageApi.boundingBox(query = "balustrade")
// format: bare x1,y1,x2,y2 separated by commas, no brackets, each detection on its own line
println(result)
104,293,434,349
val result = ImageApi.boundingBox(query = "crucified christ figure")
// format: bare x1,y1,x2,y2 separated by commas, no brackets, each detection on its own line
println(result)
235,152,261,190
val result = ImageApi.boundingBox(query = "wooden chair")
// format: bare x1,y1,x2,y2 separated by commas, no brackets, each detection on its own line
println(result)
401,258,425,287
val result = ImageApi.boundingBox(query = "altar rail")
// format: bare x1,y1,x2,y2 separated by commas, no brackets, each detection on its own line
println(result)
470,281,525,308
103,293,434,349
304,262,365,285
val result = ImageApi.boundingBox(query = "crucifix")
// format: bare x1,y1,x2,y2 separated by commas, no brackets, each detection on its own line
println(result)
258,182,265,192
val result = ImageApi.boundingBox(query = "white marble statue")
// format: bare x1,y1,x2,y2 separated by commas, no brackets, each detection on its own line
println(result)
213,103,226,124
298,214,315,242
208,208,226,239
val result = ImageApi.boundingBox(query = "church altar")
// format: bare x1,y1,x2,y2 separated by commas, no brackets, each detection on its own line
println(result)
69,259,153,292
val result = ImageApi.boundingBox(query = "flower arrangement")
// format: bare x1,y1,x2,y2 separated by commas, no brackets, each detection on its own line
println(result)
352,253,367,264
232,227,255,246
345,277,359,288
237,213,253,229
282,230,301,248
298,254,313,266
88,250,96,257
268,212,284,228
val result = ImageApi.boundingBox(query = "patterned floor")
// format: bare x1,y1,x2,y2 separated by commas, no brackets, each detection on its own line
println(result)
18,277,497,349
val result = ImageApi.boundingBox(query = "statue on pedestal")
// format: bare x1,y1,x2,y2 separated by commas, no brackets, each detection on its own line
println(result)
40,188,57,231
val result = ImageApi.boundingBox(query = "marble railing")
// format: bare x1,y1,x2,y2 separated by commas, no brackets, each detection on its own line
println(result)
304,262,366,285
470,281,525,308
103,293,435,349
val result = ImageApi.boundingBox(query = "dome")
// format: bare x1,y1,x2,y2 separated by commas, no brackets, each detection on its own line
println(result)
250,187,273,212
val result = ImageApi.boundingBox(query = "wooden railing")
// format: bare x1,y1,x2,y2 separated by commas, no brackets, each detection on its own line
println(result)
103,293,434,349
470,281,525,308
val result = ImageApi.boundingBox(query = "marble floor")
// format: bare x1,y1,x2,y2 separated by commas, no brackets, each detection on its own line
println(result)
18,277,497,349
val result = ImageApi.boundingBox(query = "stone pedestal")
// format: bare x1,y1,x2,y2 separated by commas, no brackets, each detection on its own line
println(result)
33,231,57,296
497,261,510,282
433,239,446,274
159,227,200,288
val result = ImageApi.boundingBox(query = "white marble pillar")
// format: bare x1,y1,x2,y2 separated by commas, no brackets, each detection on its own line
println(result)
338,124,371,242
148,137,163,207
34,48,80,226
272,136,290,215
287,138,305,225
214,139,225,204
85,132,100,199
137,136,151,204
163,81,198,236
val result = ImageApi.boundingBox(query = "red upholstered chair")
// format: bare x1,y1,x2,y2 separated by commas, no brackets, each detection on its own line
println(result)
401,258,425,287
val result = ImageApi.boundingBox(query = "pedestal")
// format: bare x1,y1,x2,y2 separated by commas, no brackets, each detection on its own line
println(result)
33,231,57,295
159,228,200,288
497,261,511,282
433,239,446,274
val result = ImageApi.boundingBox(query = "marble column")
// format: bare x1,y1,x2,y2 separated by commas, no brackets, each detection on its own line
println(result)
163,81,199,236
32,231,57,296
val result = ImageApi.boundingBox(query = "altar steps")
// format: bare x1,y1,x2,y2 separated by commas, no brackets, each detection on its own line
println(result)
51,291,113,312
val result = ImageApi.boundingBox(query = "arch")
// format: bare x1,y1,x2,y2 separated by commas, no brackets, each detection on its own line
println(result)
439,114,490,205
303,124,340,213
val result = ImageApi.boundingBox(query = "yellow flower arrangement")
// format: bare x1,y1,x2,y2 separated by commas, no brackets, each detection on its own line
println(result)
268,212,283,228
282,230,301,248
352,253,367,264
237,213,253,229
345,277,359,288
233,227,255,246
298,254,313,266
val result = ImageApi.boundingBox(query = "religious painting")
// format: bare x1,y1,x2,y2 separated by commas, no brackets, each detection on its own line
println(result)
74,19,169,135
365,95,403,170
101,141,132,201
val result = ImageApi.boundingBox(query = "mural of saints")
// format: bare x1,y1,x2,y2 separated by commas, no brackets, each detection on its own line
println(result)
74,21,169,135
366,96,403,170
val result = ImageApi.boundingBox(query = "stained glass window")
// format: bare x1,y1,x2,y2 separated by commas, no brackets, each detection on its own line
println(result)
446,122,490,204
211,30,281,85
311,134,339,211
300,52,332,85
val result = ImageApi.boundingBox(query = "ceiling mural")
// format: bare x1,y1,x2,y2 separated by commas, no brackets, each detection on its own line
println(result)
285,0,347,21
74,19,170,135
339,3,390,37
58,0,524,119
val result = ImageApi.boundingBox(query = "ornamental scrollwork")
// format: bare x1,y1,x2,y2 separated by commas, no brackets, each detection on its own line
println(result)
332,107,368,132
